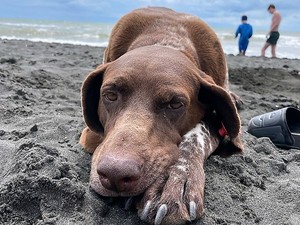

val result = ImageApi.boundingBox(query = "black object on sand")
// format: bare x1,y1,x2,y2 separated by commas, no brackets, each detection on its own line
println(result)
248,107,300,150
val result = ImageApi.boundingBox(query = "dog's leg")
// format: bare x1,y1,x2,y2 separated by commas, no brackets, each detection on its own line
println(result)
79,127,103,153
138,121,220,225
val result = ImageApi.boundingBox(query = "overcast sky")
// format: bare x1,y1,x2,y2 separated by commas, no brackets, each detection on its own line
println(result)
1,0,299,31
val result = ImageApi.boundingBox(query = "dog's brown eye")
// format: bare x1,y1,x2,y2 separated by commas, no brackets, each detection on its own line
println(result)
104,92,118,101
168,101,184,109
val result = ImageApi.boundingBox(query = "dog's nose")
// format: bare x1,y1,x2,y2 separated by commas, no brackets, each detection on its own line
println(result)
97,155,142,192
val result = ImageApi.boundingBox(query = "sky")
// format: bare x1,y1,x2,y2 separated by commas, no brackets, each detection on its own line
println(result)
0,0,299,31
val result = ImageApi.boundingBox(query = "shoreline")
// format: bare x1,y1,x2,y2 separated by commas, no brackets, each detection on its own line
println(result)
0,39,299,225
1,37,300,60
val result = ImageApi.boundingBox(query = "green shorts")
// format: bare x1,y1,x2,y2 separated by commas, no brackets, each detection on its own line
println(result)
267,31,280,45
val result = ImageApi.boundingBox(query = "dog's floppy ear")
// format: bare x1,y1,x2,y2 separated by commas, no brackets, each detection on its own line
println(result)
81,63,109,134
198,74,243,157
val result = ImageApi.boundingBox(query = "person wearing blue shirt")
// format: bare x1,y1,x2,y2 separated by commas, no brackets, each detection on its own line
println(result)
235,15,253,56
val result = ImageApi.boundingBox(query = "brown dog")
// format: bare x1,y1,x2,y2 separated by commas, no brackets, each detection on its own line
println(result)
79,7,243,225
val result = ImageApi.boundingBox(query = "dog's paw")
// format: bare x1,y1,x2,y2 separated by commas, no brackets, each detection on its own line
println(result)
79,127,103,153
137,164,205,225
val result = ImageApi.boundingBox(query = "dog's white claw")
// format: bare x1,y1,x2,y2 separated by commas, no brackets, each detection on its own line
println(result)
154,204,168,225
140,200,152,221
124,197,133,210
189,201,197,221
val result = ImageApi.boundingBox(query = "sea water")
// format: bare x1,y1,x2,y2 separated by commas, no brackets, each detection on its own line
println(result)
1,18,299,59
0,18,112,47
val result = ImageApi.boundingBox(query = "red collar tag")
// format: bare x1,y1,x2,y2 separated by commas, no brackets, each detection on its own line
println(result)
218,122,228,137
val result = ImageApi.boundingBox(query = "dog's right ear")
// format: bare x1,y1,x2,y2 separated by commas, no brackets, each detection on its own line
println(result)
81,63,109,134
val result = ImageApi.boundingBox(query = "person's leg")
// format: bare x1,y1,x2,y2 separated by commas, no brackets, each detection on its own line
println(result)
243,40,249,56
238,40,242,55
261,42,270,57
271,32,279,58
271,44,276,58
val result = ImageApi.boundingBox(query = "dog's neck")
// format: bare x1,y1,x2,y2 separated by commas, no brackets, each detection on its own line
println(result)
128,32,200,68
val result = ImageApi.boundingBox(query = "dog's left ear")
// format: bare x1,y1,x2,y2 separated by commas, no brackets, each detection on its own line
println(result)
198,73,243,157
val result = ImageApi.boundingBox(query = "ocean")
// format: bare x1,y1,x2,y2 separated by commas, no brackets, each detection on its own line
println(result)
1,18,299,59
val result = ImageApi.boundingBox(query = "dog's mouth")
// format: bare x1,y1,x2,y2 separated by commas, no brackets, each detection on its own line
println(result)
93,185,146,200
90,187,144,211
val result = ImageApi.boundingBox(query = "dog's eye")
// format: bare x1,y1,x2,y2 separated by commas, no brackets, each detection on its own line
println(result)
104,92,118,101
168,101,184,109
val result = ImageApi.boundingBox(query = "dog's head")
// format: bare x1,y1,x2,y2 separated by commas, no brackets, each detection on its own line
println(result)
81,46,242,196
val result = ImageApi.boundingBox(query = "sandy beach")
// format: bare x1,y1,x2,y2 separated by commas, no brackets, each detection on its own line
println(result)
0,39,299,225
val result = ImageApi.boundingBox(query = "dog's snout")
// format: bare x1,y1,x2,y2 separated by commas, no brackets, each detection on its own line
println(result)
97,155,142,193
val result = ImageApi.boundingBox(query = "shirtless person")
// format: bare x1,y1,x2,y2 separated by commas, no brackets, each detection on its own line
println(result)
261,4,282,58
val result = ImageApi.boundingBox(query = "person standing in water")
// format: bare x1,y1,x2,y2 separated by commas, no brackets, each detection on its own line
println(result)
261,4,282,58
235,15,253,56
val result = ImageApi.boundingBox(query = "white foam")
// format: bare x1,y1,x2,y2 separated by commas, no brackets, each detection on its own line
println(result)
0,36,108,47
1,18,299,58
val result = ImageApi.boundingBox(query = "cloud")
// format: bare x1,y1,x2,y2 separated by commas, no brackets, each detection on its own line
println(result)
138,0,181,3
0,0,299,31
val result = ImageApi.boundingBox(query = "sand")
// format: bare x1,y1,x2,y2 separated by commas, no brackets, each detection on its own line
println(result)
0,39,299,225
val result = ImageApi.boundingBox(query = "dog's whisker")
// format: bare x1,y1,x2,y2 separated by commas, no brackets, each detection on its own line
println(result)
189,201,197,221
140,200,152,221
154,204,167,225
124,197,134,210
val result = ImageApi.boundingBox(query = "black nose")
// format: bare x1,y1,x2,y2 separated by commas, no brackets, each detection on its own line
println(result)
97,154,142,192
